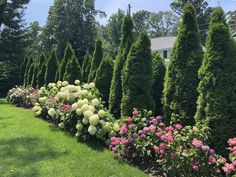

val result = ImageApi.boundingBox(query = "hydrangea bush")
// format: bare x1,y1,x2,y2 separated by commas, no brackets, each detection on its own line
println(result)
109,110,230,176
7,86,38,108
33,80,120,142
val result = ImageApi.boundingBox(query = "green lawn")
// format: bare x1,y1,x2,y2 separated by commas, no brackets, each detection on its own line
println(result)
0,99,147,177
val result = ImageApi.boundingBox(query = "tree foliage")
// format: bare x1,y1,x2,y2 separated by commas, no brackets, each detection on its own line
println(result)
152,52,166,115
45,49,58,84
82,51,92,83
163,3,203,125
37,53,47,87
94,56,113,107
195,7,236,155
88,39,103,82
63,54,82,84
109,15,134,117
24,56,33,87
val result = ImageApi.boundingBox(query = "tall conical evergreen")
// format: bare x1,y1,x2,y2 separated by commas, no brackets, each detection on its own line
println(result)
82,51,92,83
152,52,166,115
94,56,113,107
63,54,82,84
55,61,61,81
121,32,153,116
37,63,46,88
88,39,103,82
27,63,35,87
24,56,33,87
37,53,46,87
162,3,203,125
45,49,58,84
31,63,39,87
59,43,75,81
195,7,236,155
109,15,133,117
19,56,27,85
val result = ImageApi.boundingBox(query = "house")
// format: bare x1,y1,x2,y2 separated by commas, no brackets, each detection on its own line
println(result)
151,36,206,65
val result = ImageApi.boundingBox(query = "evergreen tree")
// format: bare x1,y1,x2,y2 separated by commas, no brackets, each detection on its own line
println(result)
19,56,27,85
38,53,46,69
152,52,166,115
94,56,113,107
121,31,153,116
37,63,46,88
31,63,39,87
82,51,92,83
88,39,103,82
162,3,203,125
59,43,75,81
63,54,82,84
109,15,133,117
195,7,236,155
24,56,33,87
45,49,58,84
27,63,35,87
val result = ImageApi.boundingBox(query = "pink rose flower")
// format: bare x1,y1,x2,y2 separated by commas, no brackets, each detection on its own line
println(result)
132,109,139,116
175,124,182,129
127,117,133,123
165,126,174,131
201,145,210,152
149,125,156,131
192,161,200,172
143,127,150,133
228,138,236,147
192,139,203,148
210,149,215,154
223,163,234,174
208,156,216,164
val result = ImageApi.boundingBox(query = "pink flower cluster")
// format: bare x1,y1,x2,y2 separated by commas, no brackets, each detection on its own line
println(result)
119,123,127,135
222,138,236,174
60,104,72,112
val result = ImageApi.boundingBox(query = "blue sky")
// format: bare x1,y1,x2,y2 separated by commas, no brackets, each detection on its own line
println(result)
25,0,236,26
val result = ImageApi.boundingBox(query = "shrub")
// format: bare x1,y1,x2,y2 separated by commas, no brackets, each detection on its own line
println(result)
63,54,82,84
27,63,35,87
59,43,75,81
109,15,134,118
195,7,236,155
31,63,39,88
88,39,103,82
94,56,113,107
19,56,27,85
110,110,226,176
162,3,203,125
82,51,92,83
121,31,153,116
37,63,46,88
45,49,58,85
33,80,119,142
7,86,38,108
152,52,166,115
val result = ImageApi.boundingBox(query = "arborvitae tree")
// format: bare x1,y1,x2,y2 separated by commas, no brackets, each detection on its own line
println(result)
94,56,113,107
38,53,46,69
162,3,203,125
63,54,82,84
152,52,166,115
59,43,75,81
19,56,27,85
121,32,153,116
24,56,33,87
31,63,39,87
37,63,46,88
88,39,103,82
45,49,58,84
195,7,236,155
109,15,133,118
55,61,61,81
27,63,35,87
82,51,92,83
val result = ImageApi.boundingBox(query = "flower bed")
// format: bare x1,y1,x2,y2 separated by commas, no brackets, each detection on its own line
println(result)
6,82,236,176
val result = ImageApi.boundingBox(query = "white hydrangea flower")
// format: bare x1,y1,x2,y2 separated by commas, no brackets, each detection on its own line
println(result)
67,85,77,92
83,84,89,89
82,90,89,96
73,92,80,99
89,114,99,126
76,108,83,116
83,110,93,119
48,108,56,117
60,87,66,92
76,123,83,131
88,105,95,113
71,103,78,111
57,81,62,85
48,83,53,88
62,81,69,86
88,125,97,135
98,110,106,118
113,123,120,132
92,98,100,106
36,111,41,116
82,98,89,105
40,87,46,91
88,83,95,89
77,100,84,108
75,132,82,137
75,80,80,85
82,117,89,125
81,104,89,112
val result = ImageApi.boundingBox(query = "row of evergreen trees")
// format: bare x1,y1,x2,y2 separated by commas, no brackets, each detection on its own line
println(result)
19,3,236,155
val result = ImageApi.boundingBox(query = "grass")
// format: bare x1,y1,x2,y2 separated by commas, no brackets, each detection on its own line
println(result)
0,100,147,177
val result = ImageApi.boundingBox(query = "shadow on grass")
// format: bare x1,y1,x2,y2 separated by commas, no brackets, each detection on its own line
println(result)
0,136,62,177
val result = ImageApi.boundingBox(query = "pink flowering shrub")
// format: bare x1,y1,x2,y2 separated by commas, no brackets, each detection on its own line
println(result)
110,110,227,176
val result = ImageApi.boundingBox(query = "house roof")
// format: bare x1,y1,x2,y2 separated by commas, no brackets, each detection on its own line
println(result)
151,36,176,51
151,36,206,52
